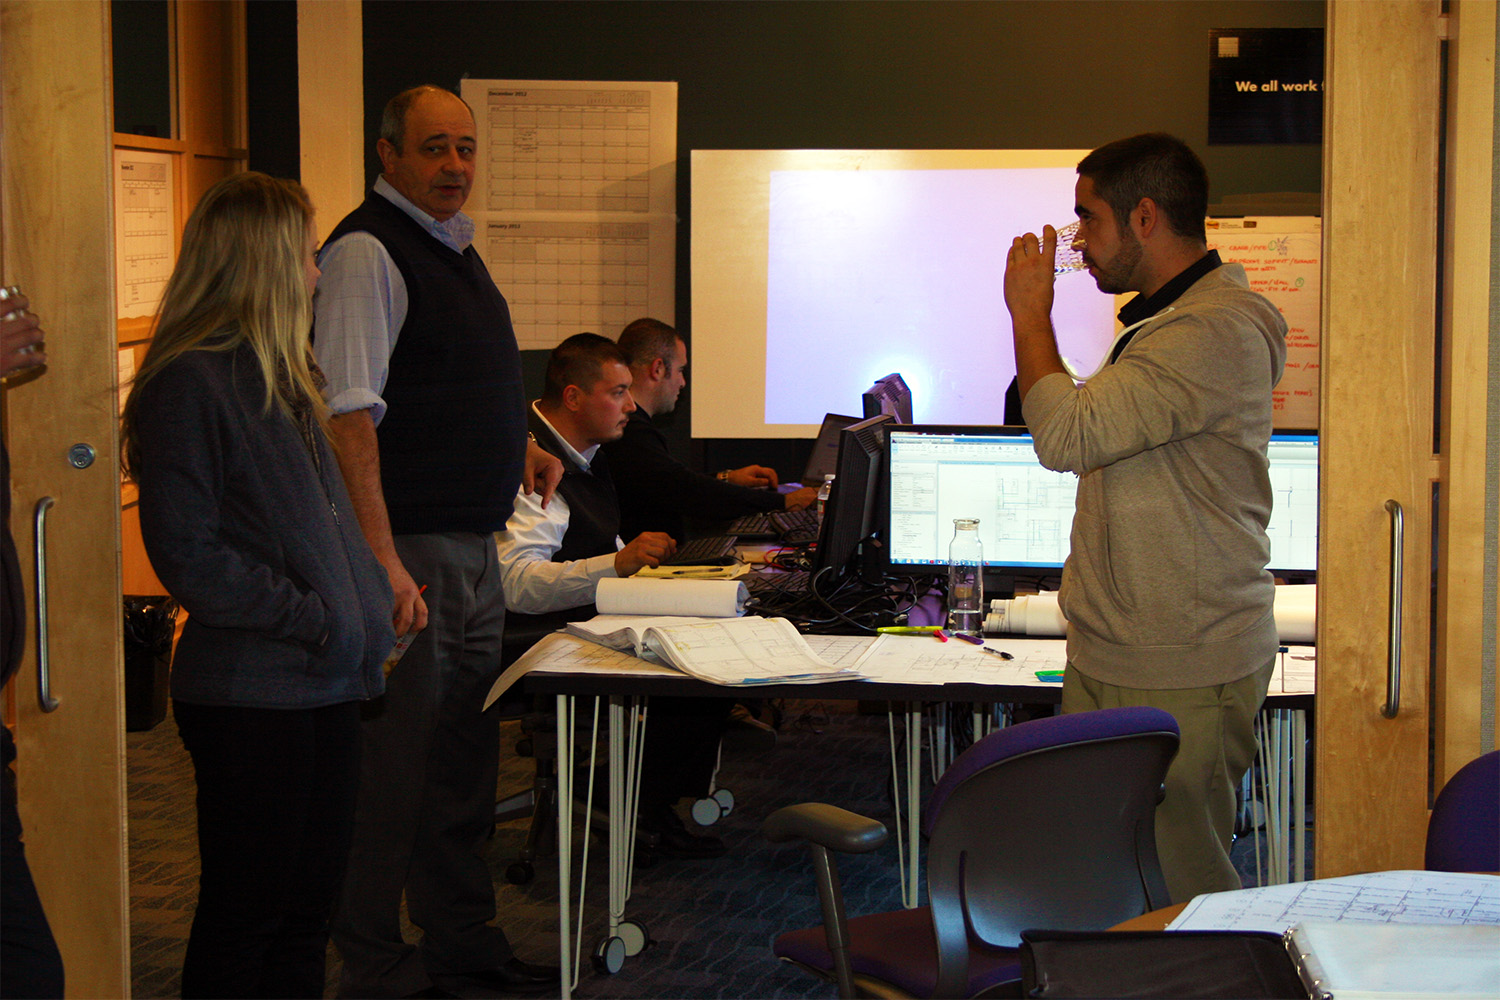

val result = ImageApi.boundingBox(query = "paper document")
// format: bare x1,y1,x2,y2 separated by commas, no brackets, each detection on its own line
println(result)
482,632,678,709
565,615,720,658
851,634,1067,685
640,616,863,686
1286,920,1500,1000
1168,871,1500,934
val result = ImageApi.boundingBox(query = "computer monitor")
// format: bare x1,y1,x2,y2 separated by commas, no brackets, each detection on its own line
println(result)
861,373,912,424
800,413,860,485
882,425,1320,581
814,413,895,578
1266,432,1319,576
883,425,1077,579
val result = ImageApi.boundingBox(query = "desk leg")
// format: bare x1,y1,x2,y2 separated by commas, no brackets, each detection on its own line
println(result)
1292,709,1306,882
886,702,926,909
556,695,574,999
1254,708,1308,887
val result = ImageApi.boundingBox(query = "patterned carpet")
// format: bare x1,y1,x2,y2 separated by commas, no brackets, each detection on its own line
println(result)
127,699,1306,999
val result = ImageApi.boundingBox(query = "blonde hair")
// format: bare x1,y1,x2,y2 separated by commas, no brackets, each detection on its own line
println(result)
121,172,323,479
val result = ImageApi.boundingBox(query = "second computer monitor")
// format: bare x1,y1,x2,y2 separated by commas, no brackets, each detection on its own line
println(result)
884,425,1076,576
861,373,913,425
815,413,896,577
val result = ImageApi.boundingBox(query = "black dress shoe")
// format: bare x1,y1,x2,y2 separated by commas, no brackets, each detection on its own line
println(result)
638,804,729,860
441,958,561,996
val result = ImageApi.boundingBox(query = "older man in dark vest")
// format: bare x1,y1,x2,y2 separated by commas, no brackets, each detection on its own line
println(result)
497,334,732,860
313,85,562,999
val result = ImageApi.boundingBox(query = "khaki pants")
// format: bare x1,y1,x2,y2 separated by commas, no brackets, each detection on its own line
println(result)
1061,657,1275,904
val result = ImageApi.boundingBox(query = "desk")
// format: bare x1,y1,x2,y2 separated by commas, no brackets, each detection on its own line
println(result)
1111,902,1189,932
513,634,1314,997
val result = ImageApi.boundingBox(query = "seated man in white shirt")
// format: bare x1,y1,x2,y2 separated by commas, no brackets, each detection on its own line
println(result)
496,333,730,860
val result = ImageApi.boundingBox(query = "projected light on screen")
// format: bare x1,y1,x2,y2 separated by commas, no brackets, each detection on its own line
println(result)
690,150,1122,440
764,167,1117,427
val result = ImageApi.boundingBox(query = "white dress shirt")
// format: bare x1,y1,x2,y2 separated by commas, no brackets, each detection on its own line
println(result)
494,406,624,614
312,176,478,424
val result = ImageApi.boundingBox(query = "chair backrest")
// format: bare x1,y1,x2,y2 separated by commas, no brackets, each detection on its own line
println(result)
1425,750,1500,872
921,706,1179,994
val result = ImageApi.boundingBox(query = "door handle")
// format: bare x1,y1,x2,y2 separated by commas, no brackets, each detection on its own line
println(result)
1381,499,1402,719
33,496,58,712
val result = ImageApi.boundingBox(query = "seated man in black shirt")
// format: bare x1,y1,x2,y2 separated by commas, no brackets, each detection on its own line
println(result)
604,318,817,541
495,333,730,859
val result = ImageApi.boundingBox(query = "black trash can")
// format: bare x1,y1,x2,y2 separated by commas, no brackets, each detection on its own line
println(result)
123,595,177,732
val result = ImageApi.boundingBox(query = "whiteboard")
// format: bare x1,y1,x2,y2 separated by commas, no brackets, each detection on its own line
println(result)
1208,217,1321,429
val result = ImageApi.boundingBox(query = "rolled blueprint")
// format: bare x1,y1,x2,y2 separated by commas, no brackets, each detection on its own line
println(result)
595,576,748,617
984,584,1318,642
1271,584,1317,643
985,592,1069,636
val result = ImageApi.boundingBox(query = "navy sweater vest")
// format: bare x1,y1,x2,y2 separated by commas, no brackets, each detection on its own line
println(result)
324,194,527,534
503,411,621,636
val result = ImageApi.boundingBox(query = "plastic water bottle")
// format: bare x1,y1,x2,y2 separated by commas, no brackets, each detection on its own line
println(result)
815,474,835,530
947,518,984,637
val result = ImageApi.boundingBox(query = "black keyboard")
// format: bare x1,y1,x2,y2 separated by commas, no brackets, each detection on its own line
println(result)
744,569,811,596
769,508,820,545
725,508,821,544
725,512,779,538
662,534,740,566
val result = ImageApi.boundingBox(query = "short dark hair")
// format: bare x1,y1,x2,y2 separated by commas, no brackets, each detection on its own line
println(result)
1077,133,1209,243
542,333,628,404
617,317,681,370
380,85,473,154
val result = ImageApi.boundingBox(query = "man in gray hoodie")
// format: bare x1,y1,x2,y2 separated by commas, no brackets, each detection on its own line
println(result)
1003,133,1287,903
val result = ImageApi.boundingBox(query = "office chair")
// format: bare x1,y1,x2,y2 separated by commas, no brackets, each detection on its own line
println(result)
1425,749,1500,872
763,706,1180,999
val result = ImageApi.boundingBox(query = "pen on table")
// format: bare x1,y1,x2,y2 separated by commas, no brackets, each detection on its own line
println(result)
980,647,1014,661
933,629,949,643
876,626,943,634
951,632,984,645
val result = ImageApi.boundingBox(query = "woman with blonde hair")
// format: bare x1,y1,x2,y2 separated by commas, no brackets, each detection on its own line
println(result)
122,172,393,999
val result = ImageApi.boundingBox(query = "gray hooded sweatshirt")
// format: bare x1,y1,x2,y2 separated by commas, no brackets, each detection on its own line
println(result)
1023,263,1288,689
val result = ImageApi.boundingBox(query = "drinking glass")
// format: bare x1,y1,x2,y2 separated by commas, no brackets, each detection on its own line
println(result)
1052,221,1087,275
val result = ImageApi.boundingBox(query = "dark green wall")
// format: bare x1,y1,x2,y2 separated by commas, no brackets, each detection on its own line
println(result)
354,0,1324,466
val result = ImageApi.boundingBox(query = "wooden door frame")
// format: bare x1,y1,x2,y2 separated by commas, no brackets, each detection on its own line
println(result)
1,1,130,996
1317,0,1498,876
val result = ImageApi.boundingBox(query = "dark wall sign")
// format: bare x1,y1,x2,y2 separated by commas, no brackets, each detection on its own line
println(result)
1209,28,1325,144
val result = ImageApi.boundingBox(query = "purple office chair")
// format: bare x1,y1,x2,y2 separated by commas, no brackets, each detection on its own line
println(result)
1425,749,1500,872
763,706,1180,999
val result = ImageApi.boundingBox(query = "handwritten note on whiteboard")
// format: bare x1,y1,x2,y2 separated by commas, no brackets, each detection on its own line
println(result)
1208,217,1321,429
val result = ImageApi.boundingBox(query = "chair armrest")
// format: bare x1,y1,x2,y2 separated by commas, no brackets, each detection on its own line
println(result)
763,803,888,853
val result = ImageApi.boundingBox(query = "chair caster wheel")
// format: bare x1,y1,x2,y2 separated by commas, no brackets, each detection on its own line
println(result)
504,860,534,885
592,934,627,974
617,919,649,956
691,788,734,827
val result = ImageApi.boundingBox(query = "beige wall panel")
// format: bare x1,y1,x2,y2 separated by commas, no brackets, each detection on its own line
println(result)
298,0,365,240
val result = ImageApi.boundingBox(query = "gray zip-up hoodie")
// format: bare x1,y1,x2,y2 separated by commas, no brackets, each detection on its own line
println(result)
135,343,394,708
1023,263,1288,688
